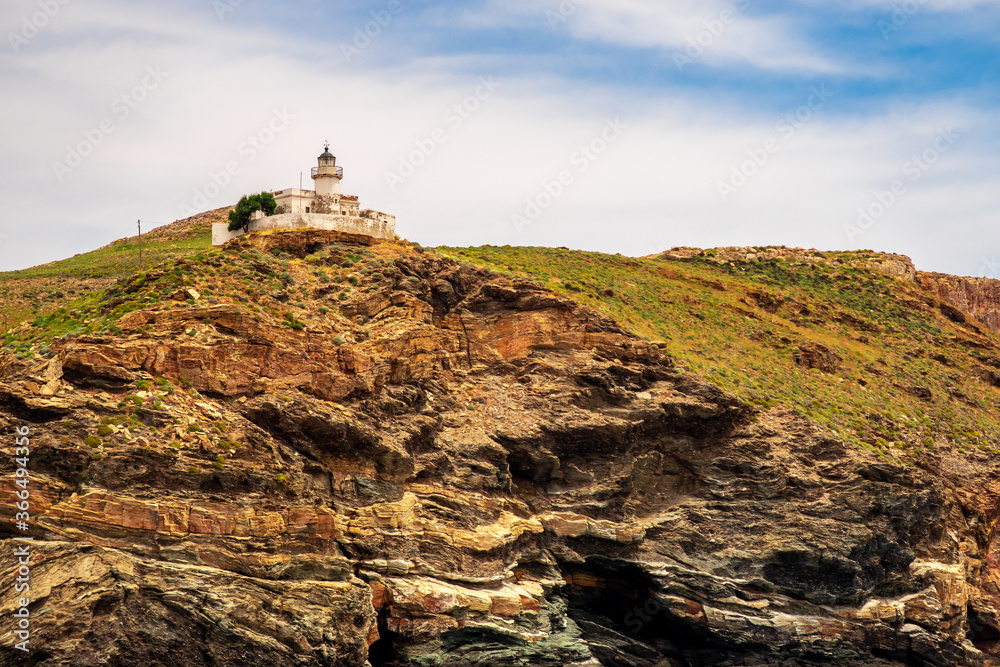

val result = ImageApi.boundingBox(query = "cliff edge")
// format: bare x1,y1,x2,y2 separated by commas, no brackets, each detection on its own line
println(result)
2,233,1000,665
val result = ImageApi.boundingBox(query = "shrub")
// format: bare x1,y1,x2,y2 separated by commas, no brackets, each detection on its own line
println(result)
136,380,151,390
228,192,277,232
84,436,101,448
97,424,114,437
282,312,305,331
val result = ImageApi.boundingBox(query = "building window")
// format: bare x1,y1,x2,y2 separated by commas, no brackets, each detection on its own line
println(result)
306,207,310,213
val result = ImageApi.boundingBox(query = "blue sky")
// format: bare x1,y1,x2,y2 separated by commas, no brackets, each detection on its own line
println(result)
2,0,999,275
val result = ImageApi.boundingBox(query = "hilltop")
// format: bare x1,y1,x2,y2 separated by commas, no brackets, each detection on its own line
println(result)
2,210,1000,665
0,209,224,331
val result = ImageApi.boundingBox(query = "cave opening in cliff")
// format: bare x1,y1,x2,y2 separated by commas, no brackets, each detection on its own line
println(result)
367,608,399,667
968,602,1000,655
560,556,748,665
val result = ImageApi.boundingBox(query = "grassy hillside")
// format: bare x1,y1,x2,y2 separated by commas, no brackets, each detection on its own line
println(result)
4,209,999,465
439,245,1000,461
0,210,218,331
2,227,405,361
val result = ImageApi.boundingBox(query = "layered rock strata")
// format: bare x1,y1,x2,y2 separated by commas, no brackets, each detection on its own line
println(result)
0,235,999,665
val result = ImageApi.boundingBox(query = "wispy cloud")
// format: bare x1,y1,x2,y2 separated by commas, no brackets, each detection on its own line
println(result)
2,0,1000,278
457,0,844,73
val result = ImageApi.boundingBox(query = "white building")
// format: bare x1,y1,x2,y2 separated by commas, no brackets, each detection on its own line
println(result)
212,144,396,246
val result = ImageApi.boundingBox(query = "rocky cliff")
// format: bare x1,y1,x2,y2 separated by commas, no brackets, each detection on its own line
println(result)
917,273,1000,334
3,231,1000,666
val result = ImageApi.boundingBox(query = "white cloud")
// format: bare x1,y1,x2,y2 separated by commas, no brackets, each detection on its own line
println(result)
2,0,1000,279
457,0,844,73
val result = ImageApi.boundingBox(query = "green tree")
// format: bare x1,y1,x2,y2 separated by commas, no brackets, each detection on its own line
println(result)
228,192,277,233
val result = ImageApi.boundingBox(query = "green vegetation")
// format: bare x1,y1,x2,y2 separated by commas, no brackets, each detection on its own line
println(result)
2,231,208,284
5,204,999,468
228,192,277,233
440,245,1000,460
283,312,305,331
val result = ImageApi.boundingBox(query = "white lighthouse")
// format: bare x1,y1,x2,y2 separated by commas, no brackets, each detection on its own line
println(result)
212,143,395,246
312,142,343,197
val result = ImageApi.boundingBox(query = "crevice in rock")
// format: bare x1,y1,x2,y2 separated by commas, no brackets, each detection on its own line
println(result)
559,556,750,667
367,607,398,667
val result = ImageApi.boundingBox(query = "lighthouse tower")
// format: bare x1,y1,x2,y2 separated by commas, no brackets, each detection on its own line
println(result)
212,143,395,246
311,142,343,197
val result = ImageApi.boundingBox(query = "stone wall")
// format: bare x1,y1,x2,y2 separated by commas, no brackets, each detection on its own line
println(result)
313,195,339,215
212,212,396,246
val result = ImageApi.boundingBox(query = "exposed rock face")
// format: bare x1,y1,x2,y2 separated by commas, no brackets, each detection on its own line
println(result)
657,245,1000,336
794,343,840,373
1,235,1000,665
918,272,1000,334
657,246,919,283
